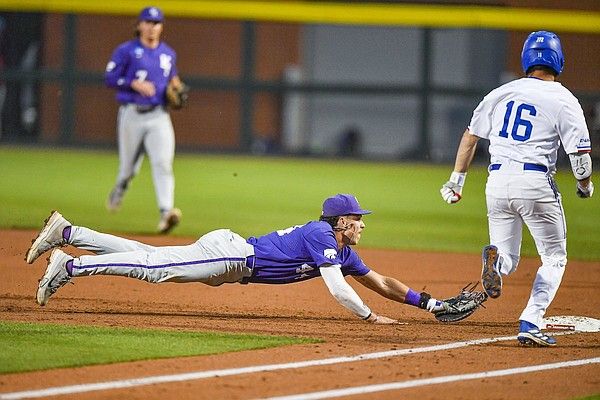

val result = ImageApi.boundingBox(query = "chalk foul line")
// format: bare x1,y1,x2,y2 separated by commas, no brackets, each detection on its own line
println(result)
262,356,600,400
0,331,579,400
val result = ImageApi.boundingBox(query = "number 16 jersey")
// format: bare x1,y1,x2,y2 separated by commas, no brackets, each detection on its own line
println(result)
468,77,591,174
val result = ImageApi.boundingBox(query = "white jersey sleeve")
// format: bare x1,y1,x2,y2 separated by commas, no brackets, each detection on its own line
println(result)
557,94,591,154
467,89,499,140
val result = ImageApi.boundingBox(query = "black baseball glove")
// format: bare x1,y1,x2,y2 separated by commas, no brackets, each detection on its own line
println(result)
165,80,190,110
434,282,488,323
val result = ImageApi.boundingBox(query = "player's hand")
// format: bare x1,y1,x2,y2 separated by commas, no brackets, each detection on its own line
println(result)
440,181,463,204
576,180,594,198
365,313,403,325
440,172,466,204
131,80,156,97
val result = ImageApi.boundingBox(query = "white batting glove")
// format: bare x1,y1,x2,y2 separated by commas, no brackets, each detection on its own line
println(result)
576,180,594,198
440,172,467,204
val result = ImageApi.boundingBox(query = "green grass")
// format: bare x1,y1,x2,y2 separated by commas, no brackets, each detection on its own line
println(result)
0,320,317,374
1,145,599,260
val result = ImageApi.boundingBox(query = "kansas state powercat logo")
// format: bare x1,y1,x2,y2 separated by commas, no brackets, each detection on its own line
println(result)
106,61,116,72
324,249,337,259
160,54,172,77
149,7,160,18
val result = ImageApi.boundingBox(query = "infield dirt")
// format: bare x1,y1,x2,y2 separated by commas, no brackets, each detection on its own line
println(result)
1,229,599,399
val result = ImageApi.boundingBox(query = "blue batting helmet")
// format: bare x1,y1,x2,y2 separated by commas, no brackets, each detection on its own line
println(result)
521,31,564,75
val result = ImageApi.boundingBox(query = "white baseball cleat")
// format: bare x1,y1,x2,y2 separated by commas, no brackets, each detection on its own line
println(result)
37,249,73,306
26,210,71,264
481,245,502,299
157,208,182,234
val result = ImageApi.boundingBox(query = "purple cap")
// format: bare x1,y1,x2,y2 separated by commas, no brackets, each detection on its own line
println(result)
321,194,371,217
138,6,164,22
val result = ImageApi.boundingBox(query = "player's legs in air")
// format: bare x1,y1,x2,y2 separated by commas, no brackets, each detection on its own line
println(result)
35,229,254,306
26,211,157,264
482,195,523,299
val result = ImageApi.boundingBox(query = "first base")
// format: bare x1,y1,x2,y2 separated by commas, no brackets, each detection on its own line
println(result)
541,316,600,332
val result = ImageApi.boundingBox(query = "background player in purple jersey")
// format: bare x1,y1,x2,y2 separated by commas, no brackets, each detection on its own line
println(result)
104,6,182,234
28,194,469,324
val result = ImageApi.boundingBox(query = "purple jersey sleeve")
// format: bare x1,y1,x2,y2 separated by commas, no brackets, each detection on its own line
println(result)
105,43,133,89
339,247,370,276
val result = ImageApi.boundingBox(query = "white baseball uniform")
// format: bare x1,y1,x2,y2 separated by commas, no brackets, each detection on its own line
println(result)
468,77,591,327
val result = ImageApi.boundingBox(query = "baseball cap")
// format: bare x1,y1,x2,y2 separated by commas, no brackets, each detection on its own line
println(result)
321,194,372,217
138,6,164,22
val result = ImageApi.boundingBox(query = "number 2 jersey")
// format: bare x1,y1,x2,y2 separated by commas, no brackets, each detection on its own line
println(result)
245,221,370,284
468,77,591,174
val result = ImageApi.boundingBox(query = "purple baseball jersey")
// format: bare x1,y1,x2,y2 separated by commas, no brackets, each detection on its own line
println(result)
105,39,177,106
245,221,370,284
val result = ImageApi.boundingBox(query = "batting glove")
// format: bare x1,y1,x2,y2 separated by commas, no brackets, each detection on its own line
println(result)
576,180,594,198
440,171,467,204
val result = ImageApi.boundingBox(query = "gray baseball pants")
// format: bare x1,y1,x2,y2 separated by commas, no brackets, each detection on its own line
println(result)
68,227,254,286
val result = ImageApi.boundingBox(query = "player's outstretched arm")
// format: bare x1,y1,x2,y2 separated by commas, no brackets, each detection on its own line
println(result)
441,129,480,204
353,270,448,313
352,270,409,302
320,264,398,324
353,270,445,313
353,272,487,323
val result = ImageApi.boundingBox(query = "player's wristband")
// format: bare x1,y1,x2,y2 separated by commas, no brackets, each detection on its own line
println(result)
450,171,467,186
569,153,592,181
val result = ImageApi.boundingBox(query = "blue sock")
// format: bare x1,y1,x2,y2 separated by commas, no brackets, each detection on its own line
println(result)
62,226,71,243
65,260,74,276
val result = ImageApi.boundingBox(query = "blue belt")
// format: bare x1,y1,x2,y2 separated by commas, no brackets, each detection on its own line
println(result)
489,163,547,173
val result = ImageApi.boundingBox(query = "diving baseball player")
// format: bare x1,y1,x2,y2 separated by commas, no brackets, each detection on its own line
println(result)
27,194,485,324
440,31,594,346
104,6,182,234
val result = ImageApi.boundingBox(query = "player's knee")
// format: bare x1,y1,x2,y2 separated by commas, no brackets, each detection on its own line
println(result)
151,160,173,175
541,254,566,269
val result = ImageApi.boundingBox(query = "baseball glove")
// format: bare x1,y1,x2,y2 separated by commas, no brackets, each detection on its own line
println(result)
165,80,190,110
434,282,488,323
